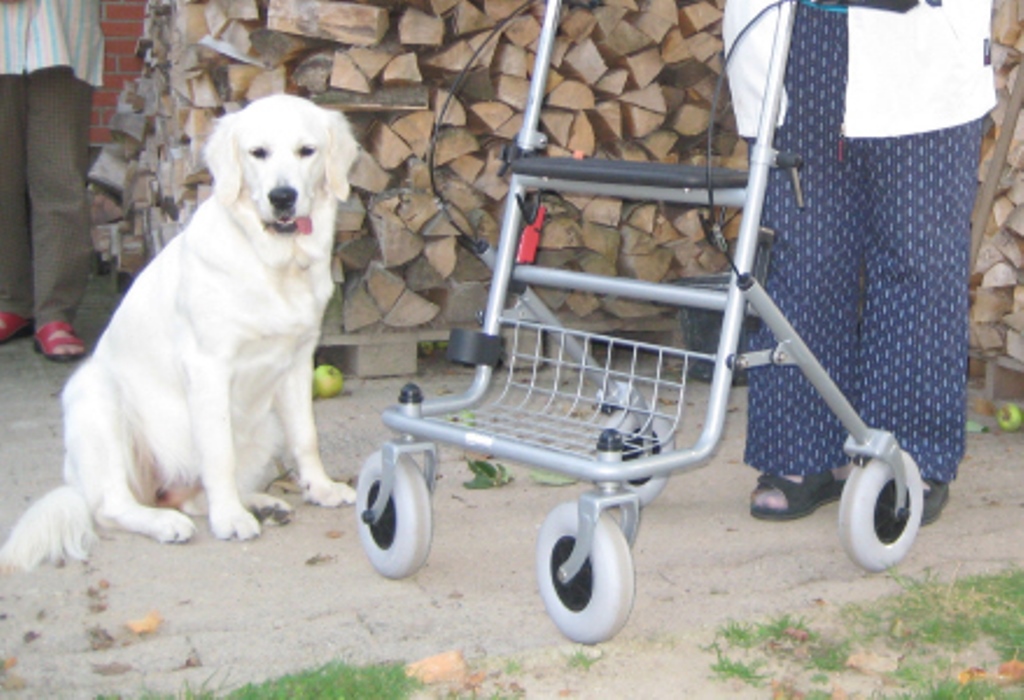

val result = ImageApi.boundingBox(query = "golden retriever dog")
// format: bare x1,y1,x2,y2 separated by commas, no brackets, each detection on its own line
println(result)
0,95,361,572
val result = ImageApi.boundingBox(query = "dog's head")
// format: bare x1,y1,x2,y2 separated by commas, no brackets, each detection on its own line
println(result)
204,95,359,235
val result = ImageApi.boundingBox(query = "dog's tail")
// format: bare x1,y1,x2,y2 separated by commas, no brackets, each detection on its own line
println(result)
0,486,96,573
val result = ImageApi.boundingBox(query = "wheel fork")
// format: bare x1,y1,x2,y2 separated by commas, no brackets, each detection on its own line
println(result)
361,438,438,526
557,486,640,584
844,429,910,516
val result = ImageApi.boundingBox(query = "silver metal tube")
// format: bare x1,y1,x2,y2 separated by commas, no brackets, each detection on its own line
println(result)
743,277,873,445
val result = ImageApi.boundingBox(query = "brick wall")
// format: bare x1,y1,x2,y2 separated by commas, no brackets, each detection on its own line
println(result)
93,0,147,144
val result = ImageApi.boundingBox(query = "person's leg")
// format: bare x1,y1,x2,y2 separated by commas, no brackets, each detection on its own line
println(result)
854,119,983,504
744,7,864,518
0,74,34,325
26,68,94,325
26,67,94,359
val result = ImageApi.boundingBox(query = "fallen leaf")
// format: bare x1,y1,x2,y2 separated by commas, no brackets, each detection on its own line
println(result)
529,469,578,486
770,678,805,699
22,631,40,644
2,657,15,671
325,530,344,539
179,648,202,670
406,650,468,684
998,659,1024,684
846,651,898,675
87,625,115,651
958,666,988,684
1,671,26,691
305,553,335,566
125,610,163,635
92,661,133,676
783,626,810,643
463,459,513,489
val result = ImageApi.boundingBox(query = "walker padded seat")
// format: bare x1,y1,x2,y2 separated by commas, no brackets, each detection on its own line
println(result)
509,157,748,190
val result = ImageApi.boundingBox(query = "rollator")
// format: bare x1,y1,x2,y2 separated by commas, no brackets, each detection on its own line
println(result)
354,0,926,644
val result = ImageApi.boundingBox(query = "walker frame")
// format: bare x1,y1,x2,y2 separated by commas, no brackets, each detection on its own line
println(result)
354,0,926,644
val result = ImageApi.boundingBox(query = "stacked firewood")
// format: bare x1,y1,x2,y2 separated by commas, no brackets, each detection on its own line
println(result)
90,0,743,334
970,1,1024,370
92,0,1019,346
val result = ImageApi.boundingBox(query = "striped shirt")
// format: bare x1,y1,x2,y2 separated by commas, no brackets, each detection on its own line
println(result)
1,0,104,87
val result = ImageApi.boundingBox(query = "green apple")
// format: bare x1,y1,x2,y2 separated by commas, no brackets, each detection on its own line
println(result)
996,402,1023,432
312,364,344,399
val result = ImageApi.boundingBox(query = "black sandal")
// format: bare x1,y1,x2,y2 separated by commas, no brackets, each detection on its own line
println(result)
921,480,949,525
750,471,845,521
877,478,949,527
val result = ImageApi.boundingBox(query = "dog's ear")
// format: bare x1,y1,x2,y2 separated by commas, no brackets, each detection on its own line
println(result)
204,111,243,206
324,110,360,202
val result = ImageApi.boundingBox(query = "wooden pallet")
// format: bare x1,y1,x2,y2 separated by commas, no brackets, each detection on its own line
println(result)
318,329,452,378
975,354,1024,401
317,317,682,378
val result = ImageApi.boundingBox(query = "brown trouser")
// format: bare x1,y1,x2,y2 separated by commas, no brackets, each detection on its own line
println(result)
0,67,94,326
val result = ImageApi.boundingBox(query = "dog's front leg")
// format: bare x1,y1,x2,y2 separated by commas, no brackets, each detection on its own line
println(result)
275,357,356,507
185,355,262,540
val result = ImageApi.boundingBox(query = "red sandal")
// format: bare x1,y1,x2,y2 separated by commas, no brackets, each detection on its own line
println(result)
34,321,86,362
0,312,33,345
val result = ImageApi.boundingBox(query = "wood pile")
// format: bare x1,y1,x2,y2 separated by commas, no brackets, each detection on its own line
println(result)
970,0,1024,382
90,0,744,336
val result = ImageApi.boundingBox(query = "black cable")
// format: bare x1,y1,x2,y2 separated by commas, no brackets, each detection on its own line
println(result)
704,0,796,275
428,0,537,244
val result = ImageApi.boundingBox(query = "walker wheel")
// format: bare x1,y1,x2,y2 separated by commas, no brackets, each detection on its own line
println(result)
535,502,635,644
838,452,924,573
356,450,433,579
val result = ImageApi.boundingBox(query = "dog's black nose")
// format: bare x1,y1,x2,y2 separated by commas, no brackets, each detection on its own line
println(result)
268,186,297,212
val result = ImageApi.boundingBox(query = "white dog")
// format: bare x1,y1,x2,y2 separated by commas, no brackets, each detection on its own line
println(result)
0,95,361,572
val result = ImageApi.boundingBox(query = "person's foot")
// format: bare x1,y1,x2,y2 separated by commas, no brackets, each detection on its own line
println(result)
919,479,949,526
34,321,86,362
872,478,949,535
750,465,852,520
0,312,33,344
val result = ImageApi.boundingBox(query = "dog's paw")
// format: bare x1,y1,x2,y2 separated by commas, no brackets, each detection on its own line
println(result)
303,479,357,508
152,510,197,544
209,505,262,541
245,493,293,526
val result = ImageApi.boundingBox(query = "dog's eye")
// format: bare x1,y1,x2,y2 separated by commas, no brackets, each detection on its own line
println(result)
298,146,316,158
250,147,269,160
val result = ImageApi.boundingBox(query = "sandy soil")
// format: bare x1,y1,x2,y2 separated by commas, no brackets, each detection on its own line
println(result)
1,312,1022,699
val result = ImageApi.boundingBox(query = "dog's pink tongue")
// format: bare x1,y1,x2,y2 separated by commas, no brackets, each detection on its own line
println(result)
296,216,313,234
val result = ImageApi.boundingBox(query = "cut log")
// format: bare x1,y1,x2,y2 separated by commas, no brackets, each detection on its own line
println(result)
398,7,445,46
424,235,458,278
329,51,371,93
294,51,335,93
267,0,389,47
678,2,722,36
370,203,423,267
369,122,414,170
342,280,382,333
365,262,407,313
382,53,422,86
384,288,440,327
547,80,595,110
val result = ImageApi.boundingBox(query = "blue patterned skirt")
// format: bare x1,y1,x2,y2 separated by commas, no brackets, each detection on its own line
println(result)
743,3,983,482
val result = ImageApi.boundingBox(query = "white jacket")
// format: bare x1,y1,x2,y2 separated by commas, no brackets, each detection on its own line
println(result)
723,0,996,138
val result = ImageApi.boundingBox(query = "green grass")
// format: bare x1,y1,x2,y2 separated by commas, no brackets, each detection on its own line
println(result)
93,661,420,700
565,647,602,672
225,661,418,700
708,567,1024,698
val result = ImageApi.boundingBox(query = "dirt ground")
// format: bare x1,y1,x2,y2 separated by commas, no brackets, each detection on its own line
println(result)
1,280,1022,699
